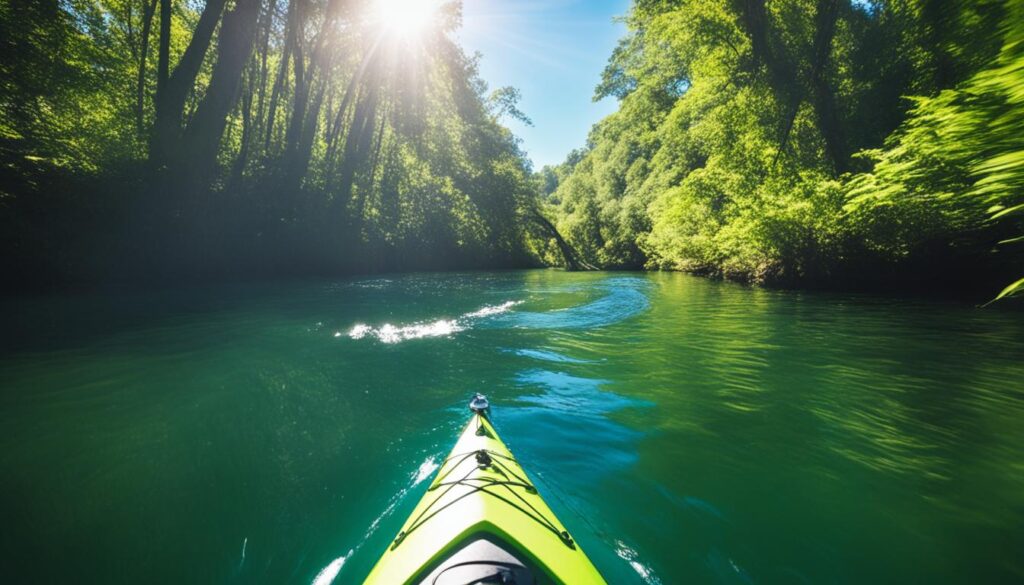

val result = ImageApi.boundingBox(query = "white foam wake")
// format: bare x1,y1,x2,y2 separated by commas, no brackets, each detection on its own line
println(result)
344,301,521,344
615,540,663,584
464,300,521,318
412,455,440,485
348,320,463,343
311,552,351,585
309,455,439,585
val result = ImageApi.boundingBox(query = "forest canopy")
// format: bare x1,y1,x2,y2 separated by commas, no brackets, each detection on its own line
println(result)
542,0,1024,297
1,0,1022,300
0,0,554,286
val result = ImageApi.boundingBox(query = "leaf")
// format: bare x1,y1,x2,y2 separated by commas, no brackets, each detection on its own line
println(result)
989,277,1024,305
991,203,1024,220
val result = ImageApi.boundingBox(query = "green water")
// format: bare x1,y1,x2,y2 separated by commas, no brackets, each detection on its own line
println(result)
2,271,1023,584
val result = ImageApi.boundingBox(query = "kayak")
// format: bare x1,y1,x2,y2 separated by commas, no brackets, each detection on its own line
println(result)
363,394,607,584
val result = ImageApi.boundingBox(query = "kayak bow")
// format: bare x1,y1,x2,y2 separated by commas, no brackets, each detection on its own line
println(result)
363,394,607,584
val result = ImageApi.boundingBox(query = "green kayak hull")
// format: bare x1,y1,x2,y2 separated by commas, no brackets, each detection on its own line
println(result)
362,400,607,584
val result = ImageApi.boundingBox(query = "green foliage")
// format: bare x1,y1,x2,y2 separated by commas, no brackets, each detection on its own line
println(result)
4,0,1023,295
846,0,1024,297
0,0,142,174
546,0,1023,297
488,86,533,127
994,277,1024,301
0,0,544,285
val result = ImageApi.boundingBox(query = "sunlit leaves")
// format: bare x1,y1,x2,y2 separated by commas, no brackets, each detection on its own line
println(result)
549,0,1024,295
846,0,1024,299
997,277,1024,299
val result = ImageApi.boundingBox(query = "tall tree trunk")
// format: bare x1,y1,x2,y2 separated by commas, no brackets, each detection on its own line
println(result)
136,0,158,135
326,38,383,157
530,209,594,271
282,73,328,192
279,0,345,192
283,0,307,156
230,67,256,187
326,80,360,159
735,0,798,92
179,0,262,186
332,80,381,218
254,0,278,145
151,0,229,167
156,0,170,99
734,0,802,159
283,0,341,167
809,0,846,173
263,0,295,152
367,110,388,189
353,108,389,226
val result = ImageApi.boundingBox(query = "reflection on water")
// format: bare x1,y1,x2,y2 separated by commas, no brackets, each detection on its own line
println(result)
511,348,597,364
507,368,644,481
515,370,644,416
1,271,1023,584
504,348,662,584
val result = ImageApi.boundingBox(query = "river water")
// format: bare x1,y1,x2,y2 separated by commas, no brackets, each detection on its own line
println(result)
2,271,1023,583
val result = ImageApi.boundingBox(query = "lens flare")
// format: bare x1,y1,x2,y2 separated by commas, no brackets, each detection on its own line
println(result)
372,0,441,37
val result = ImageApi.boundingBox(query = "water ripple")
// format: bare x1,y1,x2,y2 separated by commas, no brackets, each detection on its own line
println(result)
308,453,439,585
494,277,651,330
343,276,652,344
510,348,597,364
515,370,644,416
615,540,664,585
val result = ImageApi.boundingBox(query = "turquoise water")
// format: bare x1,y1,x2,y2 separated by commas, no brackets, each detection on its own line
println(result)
2,271,1023,583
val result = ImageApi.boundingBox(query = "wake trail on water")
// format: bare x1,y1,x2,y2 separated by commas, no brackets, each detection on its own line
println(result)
496,277,650,330
310,455,440,585
343,277,653,344
344,301,521,343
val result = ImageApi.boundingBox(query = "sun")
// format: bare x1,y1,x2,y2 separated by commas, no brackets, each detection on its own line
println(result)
371,0,442,37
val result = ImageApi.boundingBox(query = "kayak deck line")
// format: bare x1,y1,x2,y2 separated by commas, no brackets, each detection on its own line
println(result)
392,448,576,550
362,395,607,584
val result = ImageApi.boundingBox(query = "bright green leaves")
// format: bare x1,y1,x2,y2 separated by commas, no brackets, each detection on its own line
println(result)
994,277,1024,301
546,0,1024,295
846,0,1024,299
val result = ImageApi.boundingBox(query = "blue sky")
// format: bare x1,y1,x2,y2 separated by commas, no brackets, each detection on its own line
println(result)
457,0,632,169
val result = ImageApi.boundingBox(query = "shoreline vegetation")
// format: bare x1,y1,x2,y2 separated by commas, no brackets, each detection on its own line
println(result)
1,0,1022,302
538,0,1024,300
